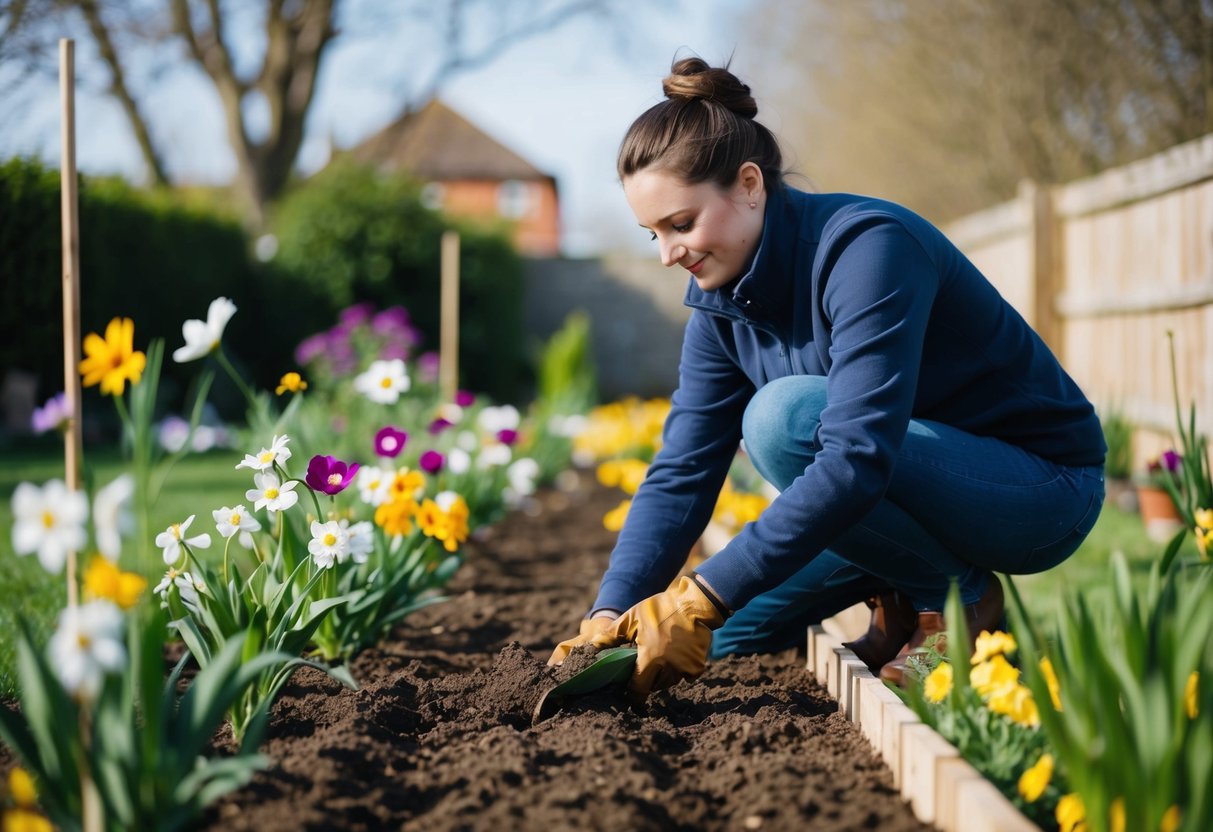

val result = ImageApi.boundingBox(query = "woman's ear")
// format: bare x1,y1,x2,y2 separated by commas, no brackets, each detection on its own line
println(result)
735,161,765,202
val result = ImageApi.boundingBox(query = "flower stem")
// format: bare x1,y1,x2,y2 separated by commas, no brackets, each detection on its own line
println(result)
216,346,259,410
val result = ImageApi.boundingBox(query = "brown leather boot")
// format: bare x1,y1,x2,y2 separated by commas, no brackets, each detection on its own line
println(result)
841,590,918,674
879,577,1006,687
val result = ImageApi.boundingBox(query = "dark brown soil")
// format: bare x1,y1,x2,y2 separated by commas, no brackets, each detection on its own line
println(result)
197,471,933,831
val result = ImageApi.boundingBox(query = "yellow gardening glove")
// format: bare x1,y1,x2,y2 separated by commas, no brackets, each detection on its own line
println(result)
547,614,619,666
590,575,728,699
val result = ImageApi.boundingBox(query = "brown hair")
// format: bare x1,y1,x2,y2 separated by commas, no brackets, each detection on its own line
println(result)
617,57,783,190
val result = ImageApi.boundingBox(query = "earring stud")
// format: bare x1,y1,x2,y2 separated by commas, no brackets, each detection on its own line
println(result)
749,201,757,209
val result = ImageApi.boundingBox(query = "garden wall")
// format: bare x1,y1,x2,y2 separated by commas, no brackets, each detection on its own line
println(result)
523,256,690,400
947,133,1213,464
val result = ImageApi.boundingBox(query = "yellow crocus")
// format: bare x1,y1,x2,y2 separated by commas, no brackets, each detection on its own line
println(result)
1040,657,1063,711
1160,805,1182,832
1109,797,1125,832
1056,793,1086,832
986,683,1040,727
924,661,953,702
971,629,1017,664
1186,671,1199,720
79,317,146,396
275,372,308,395
603,499,631,532
1195,508,1212,560
1017,753,1053,803
8,769,37,807
970,653,1020,697
82,555,147,610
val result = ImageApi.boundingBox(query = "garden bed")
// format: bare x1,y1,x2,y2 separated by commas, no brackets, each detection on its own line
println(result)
199,470,932,831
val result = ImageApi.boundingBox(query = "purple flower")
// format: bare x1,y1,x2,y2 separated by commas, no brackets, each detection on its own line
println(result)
455,389,475,407
295,333,329,366
372,306,412,334
1161,449,1181,472
375,425,408,458
31,392,70,434
306,455,361,495
417,351,440,383
496,428,519,446
428,417,453,435
419,450,445,474
338,302,375,328
380,342,409,361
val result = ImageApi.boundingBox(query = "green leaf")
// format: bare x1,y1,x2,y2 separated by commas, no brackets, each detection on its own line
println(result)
546,647,639,697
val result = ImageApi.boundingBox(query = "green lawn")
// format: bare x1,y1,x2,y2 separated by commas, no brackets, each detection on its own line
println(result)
0,445,1194,697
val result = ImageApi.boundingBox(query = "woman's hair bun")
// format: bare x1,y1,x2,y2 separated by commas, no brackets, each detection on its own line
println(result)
662,57,757,119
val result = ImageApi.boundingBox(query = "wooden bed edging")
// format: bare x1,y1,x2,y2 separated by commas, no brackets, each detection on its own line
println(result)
807,623,1039,831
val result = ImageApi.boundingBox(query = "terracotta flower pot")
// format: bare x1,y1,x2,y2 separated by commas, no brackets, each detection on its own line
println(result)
1136,484,1184,542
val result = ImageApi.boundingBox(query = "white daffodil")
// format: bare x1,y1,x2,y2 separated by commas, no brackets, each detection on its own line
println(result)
48,600,126,701
236,434,292,471
476,442,512,469
155,515,212,565
341,519,374,565
11,479,88,574
153,565,186,597
172,296,237,362
154,567,205,612
212,504,261,538
246,471,299,514
93,474,134,561
447,447,471,474
477,404,520,434
308,520,349,569
356,465,393,507
353,359,410,404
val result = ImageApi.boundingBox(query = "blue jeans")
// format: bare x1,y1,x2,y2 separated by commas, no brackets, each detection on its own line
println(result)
711,375,1104,658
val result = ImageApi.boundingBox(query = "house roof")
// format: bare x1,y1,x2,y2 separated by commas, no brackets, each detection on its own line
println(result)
348,99,553,182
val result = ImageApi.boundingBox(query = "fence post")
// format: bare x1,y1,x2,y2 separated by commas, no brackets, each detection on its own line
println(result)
1022,180,1063,362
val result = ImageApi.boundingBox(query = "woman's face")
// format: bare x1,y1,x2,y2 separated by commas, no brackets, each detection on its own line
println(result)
623,165,766,293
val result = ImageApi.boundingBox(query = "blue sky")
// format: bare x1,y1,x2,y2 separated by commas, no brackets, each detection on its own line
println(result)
0,1,757,256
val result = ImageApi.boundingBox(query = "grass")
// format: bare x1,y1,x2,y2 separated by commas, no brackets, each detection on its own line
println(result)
0,444,1197,698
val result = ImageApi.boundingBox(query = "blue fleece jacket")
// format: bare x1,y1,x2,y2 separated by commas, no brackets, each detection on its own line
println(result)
591,184,1105,616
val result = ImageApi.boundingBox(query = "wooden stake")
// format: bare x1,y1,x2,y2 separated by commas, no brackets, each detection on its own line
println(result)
60,38,83,610
440,230,460,403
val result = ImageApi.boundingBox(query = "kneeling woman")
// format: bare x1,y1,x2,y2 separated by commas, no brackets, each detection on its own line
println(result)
549,57,1105,697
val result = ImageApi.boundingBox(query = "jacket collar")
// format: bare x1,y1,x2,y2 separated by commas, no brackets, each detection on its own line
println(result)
684,184,800,333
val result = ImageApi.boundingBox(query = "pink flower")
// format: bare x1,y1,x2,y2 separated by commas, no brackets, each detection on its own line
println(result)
428,417,453,435
496,428,519,446
375,425,408,458
455,389,475,407
306,455,361,495
32,392,70,434
417,352,440,383
419,450,445,473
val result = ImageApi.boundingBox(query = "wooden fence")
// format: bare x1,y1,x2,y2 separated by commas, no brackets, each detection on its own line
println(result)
947,133,1213,466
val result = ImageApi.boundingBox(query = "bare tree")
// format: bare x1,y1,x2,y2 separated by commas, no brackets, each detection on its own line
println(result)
746,0,1213,221
2,0,623,225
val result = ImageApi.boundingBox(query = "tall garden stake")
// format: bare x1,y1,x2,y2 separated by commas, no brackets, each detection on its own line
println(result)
61,38,103,832
440,230,460,403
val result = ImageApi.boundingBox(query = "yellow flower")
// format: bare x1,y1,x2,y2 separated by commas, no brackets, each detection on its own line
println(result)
971,629,1017,664
420,492,470,552
374,497,415,537
924,661,953,702
1056,793,1086,832
1186,671,1199,719
82,555,147,610
1109,797,1125,832
1160,805,1181,832
1017,753,1053,803
389,468,425,503
8,768,37,807
79,317,146,396
603,499,631,532
275,371,308,395
1040,657,1063,711
970,654,1020,698
986,683,1040,727
596,460,623,488
1195,508,1212,560
2,808,54,832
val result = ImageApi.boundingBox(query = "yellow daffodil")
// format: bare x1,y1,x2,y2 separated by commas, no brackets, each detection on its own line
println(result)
603,499,631,532
1195,508,1212,560
374,497,416,537
1056,793,1085,832
924,661,953,702
986,683,1040,727
83,555,147,610
970,653,1020,697
79,317,146,396
1186,671,1199,719
1017,753,1053,803
1161,805,1182,832
1040,657,1063,711
971,629,1017,664
8,769,37,807
426,491,470,552
276,371,308,395
2,808,54,832
1109,797,1125,832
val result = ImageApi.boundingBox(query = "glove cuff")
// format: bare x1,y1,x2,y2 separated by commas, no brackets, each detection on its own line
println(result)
691,572,731,621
